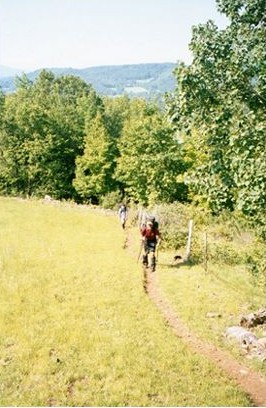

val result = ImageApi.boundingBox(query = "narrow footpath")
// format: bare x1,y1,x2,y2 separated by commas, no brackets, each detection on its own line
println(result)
146,269,266,407
125,230,266,407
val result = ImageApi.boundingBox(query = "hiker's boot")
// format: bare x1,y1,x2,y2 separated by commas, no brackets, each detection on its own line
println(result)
142,254,148,267
150,255,156,272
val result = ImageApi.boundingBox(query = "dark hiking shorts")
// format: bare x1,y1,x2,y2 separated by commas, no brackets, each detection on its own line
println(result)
144,240,156,253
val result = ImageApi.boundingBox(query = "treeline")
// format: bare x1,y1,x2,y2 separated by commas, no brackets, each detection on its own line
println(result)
0,71,187,206
0,0,265,237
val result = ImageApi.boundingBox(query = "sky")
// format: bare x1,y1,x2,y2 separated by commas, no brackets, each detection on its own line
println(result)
0,0,228,70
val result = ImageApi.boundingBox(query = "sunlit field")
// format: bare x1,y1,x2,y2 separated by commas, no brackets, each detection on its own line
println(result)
157,250,266,375
0,197,251,406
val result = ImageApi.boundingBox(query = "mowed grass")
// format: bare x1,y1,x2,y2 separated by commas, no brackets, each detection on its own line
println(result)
157,250,266,375
0,198,251,406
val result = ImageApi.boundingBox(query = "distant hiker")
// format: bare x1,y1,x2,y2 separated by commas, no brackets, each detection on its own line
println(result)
118,203,128,229
140,217,160,272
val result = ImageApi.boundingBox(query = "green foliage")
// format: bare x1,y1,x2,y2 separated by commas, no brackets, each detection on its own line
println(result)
0,70,102,199
73,113,115,201
1,71,189,206
0,88,5,118
150,203,194,249
0,88,4,143
245,244,266,288
168,0,266,237
146,202,266,287
99,190,122,209
102,96,130,140
148,202,212,250
116,100,187,205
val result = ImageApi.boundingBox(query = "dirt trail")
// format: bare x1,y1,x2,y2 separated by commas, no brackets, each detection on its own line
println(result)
145,268,266,407
124,230,266,406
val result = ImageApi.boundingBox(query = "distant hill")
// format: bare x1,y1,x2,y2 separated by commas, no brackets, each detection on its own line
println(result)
0,63,176,98
0,65,25,78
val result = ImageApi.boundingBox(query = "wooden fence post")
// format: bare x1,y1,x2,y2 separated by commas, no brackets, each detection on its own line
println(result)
204,232,208,273
184,219,193,262
138,207,143,228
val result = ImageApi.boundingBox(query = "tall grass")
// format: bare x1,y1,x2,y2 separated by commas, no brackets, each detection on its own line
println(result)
0,197,251,406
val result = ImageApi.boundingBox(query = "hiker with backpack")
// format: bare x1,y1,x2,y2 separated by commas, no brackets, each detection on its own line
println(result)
140,217,160,272
118,203,128,229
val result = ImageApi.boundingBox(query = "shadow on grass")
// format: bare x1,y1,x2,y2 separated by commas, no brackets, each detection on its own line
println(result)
159,258,198,270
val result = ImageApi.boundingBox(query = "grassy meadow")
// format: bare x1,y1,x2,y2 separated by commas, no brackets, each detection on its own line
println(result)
157,244,266,375
0,197,254,406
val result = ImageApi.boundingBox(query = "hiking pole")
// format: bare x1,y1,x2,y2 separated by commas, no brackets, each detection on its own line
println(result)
137,240,144,263
156,246,159,264
156,239,161,264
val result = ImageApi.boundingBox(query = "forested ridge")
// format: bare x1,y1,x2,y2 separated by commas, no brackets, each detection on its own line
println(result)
0,63,176,98
0,0,265,240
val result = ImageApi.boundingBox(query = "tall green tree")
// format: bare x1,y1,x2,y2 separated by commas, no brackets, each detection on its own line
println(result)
0,78,37,195
102,96,131,196
0,71,102,198
168,0,266,230
73,113,115,202
116,100,187,205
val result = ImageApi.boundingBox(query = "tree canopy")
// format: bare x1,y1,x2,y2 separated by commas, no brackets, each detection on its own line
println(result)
167,0,266,233
0,71,101,198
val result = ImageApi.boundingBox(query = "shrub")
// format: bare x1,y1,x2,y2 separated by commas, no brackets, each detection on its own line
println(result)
245,247,266,288
137,202,266,287
100,191,122,210
151,203,211,250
